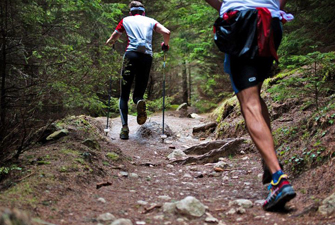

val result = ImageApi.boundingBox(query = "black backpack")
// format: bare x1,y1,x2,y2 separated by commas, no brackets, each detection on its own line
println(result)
214,9,259,58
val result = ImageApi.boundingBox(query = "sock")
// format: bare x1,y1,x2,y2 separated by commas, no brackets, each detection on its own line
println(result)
272,170,284,184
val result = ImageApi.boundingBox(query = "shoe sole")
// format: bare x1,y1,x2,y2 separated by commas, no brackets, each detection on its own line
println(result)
264,186,296,211
120,135,129,140
137,100,147,125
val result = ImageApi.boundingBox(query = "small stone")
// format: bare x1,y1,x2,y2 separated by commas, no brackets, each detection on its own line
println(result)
119,171,129,177
158,195,171,201
242,156,249,160
222,176,229,181
183,173,192,178
129,173,139,178
153,215,164,220
167,149,187,160
135,221,146,225
229,199,253,208
226,208,236,215
218,221,227,225
236,217,243,222
254,216,265,220
111,219,133,225
205,213,219,223
214,161,229,169
236,207,246,214
166,164,174,168
176,196,206,218
98,197,106,203
137,200,148,205
97,212,115,222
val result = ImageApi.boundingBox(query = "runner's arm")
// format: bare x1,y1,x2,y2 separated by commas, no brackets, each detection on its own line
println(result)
155,23,170,46
204,0,222,12
279,0,287,10
106,31,122,45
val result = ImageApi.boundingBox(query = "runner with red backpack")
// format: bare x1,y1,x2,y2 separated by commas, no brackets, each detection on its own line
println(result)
204,0,296,211
106,1,170,140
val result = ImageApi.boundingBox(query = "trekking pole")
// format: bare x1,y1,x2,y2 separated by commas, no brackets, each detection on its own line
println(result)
161,53,167,143
104,75,112,135
104,45,115,136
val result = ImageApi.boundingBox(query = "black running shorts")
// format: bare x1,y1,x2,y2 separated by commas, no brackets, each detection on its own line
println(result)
225,18,282,93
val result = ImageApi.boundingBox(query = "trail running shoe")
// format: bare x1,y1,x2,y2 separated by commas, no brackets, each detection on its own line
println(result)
119,127,129,140
136,100,147,125
262,161,284,184
263,174,296,211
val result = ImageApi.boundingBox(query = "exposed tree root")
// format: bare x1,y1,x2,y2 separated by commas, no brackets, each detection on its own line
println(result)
171,138,250,165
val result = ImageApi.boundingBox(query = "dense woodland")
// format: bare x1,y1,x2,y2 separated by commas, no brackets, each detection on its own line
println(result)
1,0,335,164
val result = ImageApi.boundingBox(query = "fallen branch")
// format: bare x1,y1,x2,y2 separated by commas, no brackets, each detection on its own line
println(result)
142,204,162,214
16,172,35,182
96,181,112,189
192,122,217,134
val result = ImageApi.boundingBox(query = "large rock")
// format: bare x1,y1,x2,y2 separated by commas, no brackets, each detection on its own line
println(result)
0,208,32,225
82,139,100,150
319,192,335,215
135,121,173,140
167,150,187,160
46,129,69,141
176,196,206,218
97,212,116,222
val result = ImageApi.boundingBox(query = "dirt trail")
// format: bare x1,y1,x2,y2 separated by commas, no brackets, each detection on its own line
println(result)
82,113,304,225
2,112,333,225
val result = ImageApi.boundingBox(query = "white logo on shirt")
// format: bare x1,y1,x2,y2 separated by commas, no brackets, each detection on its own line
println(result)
249,77,256,82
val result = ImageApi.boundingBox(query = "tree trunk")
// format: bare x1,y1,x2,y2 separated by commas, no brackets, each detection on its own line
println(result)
182,60,188,104
0,0,8,126
188,63,192,106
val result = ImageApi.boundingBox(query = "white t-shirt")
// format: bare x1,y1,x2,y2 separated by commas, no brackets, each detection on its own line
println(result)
220,0,281,18
115,15,158,56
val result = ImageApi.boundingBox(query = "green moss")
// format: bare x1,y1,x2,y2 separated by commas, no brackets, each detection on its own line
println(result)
2,182,38,207
37,161,51,165
234,119,245,132
61,148,80,156
169,105,180,110
212,96,238,122
59,166,68,172
75,158,86,165
106,152,120,161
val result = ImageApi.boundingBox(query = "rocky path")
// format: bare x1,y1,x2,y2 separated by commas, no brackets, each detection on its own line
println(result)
88,113,305,225
2,112,335,225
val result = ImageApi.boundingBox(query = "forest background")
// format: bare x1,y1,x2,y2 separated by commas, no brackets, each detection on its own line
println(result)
1,0,335,164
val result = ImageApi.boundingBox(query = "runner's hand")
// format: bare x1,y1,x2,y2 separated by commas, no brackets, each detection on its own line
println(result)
161,42,169,52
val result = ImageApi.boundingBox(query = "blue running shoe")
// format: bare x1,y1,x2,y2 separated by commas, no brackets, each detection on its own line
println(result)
263,174,296,211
